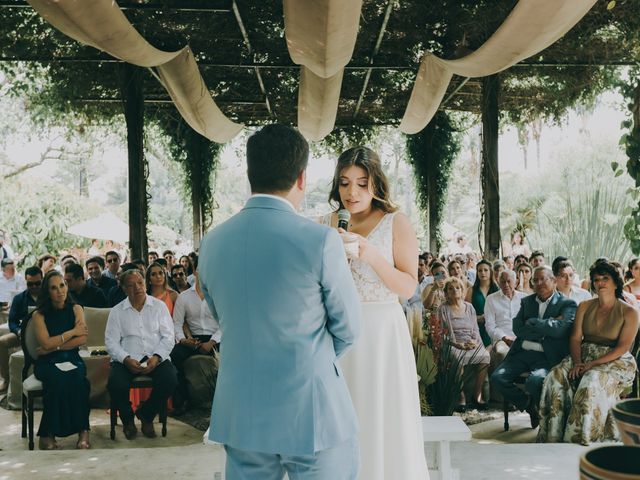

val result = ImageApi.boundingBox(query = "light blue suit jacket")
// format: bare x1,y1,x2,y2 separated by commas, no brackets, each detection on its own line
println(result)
199,195,361,455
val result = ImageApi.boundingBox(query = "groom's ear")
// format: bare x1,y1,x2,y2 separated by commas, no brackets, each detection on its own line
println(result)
296,169,307,191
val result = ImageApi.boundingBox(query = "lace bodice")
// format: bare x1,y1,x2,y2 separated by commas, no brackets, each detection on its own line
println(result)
323,212,398,303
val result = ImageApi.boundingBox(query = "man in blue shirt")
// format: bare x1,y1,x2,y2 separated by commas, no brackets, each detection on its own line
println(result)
0,266,42,392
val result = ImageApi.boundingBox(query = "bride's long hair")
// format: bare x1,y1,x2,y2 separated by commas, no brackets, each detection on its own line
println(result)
328,146,397,213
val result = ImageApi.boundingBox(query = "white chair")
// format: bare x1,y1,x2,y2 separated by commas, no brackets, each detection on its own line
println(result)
20,315,43,450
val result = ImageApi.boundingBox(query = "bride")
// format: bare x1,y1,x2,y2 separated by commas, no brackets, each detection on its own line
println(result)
323,146,429,480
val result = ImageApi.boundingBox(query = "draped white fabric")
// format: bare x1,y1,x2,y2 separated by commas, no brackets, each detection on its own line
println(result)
297,67,344,141
284,0,362,141
27,0,243,143
26,0,597,142
400,0,597,134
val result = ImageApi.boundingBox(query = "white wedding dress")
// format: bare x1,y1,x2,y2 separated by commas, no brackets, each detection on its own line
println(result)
325,212,429,480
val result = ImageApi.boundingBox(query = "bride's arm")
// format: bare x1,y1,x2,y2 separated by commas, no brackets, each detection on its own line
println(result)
361,212,417,299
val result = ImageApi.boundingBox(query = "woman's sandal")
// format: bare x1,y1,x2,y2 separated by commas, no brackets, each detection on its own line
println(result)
38,437,59,450
76,431,91,450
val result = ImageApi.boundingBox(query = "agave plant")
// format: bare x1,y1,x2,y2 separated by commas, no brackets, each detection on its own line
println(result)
530,180,633,276
426,336,482,416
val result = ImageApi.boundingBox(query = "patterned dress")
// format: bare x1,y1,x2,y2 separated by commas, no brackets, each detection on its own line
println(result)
537,299,637,445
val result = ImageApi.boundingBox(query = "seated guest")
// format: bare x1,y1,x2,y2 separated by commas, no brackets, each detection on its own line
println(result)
491,266,577,428
492,259,506,285
147,251,159,265
516,261,534,295
107,263,141,307
147,262,178,315
538,260,638,444
623,257,640,301
170,269,221,412
530,250,545,269
437,277,490,410
105,269,177,439
37,254,57,275
465,259,499,348
0,258,26,304
32,271,90,450
503,255,515,271
466,252,477,284
484,270,525,369
448,258,473,291
179,255,194,276
514,254,529,271
64,263,107,308
403,255,429,315
419,254,433,289
0,266,42,392
60,254,79,271
170,265,191,294
179,255,195,286
422,262,448,313
131,259,147,275
103,251,121,280
554,260,591,304
86,256,117,297
163,250,176,270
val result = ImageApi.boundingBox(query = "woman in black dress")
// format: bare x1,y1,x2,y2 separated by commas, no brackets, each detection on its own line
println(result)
32,270,90,450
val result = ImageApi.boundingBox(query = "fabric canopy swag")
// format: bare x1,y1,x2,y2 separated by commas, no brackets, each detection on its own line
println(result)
27,0,597,142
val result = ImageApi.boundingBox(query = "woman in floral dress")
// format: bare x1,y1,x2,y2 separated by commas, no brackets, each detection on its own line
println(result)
537,260,638,445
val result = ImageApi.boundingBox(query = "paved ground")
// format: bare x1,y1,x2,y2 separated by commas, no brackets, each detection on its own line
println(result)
0,406,591,479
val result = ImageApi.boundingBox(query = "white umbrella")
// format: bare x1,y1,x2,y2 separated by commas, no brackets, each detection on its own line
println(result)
67,212,129,243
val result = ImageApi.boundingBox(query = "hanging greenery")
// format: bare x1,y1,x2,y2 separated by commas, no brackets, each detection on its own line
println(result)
620,73,640,254
156,114,222,233
405,111,461,250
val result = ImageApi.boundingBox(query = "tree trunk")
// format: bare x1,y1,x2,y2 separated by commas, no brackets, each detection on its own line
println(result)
120,63,148,261
481,75,501,260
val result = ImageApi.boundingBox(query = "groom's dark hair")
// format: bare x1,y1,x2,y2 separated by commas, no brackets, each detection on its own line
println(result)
247,124,309,193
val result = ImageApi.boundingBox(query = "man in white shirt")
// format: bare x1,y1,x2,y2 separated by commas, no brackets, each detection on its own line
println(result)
105,269,177,440
0,259,26,304
170,269,221,412
484,270,525,369
553,260,592,304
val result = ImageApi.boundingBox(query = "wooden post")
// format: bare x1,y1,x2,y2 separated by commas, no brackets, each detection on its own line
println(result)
184,128,213,250
120,63,148,261
481,74,501,260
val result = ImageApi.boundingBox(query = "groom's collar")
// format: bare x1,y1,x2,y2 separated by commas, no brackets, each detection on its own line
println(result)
245,194,296,213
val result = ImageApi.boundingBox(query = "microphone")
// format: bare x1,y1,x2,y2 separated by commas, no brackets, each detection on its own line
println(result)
337,209,351,230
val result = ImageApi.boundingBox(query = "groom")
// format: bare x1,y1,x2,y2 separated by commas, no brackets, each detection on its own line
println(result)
199,124,362,479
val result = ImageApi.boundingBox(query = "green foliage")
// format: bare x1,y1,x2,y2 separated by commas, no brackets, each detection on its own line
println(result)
426,337,480,416
531,182,633,276
1,180,98,268
406,111,461,249
619,72,640,253
154,114,222,232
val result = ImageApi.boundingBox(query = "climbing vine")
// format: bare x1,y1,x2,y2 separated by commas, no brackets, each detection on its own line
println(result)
157,115,222,233
620,72,640,254
405,111,461,250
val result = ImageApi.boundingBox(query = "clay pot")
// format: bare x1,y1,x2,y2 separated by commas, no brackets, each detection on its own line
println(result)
579,445,640,479
612,398,640,446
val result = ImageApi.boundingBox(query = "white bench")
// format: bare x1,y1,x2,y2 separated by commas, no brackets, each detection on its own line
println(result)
423,416,471,480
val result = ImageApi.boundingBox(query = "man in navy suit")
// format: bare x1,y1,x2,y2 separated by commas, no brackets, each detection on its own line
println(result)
491,265,577,427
